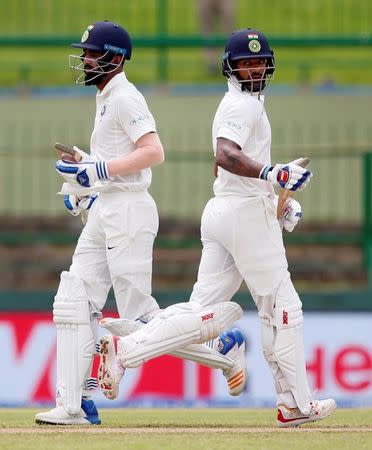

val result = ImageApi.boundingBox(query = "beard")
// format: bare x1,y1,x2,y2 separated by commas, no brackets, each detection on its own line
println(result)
241,79,266,93
82,55,119,86
83,63,106,86
84,70,106,86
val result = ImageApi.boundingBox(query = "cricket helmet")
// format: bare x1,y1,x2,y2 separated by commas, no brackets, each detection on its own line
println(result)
72,20,132,60
222,28,275,92
69,21,132,85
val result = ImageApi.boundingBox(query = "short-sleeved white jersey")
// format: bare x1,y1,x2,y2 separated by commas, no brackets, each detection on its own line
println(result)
90,72,156,191
212,81,275,198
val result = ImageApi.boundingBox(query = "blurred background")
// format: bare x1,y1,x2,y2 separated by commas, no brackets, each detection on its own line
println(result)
0,0,371,408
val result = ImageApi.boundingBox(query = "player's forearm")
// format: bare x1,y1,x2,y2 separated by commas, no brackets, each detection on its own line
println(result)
107,144,164,176
216,146,263,178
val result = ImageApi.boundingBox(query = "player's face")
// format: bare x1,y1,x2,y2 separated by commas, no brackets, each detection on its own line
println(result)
235,58,267,91
82,49,105,85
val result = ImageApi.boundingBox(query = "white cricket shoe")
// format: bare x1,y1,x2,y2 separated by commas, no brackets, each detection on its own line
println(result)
35,398,101,425
98,335,125,400
277,399,337,428
217,328,246,396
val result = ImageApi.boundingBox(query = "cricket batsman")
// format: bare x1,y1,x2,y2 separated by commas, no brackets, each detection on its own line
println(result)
35,20,248,426
95,28,337,428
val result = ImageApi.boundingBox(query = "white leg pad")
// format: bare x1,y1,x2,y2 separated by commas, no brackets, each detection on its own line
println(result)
53,271,96,415
118,301,242,368
171,344,233,370
273,300,311,413
100,317,234,371
99,317,144,336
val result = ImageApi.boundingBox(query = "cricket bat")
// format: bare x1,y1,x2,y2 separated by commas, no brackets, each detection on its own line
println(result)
276,157,310,219
55,143,82,162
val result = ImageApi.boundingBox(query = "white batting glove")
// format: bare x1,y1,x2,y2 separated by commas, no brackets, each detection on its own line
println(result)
260,160,312,191
280,198,302,232
56,160,110,188
63,194,80,216
64,194,98,217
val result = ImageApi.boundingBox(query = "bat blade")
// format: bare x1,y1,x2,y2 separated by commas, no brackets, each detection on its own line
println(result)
54,143,82,162
276,157,310,219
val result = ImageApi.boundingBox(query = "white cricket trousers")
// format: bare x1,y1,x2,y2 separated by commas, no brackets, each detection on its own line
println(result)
190,195,307,410
69,190,160,321
190,195,290,305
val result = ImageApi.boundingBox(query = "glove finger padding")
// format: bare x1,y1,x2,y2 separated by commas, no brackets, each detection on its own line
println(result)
269,163,312,191
79,194,98,211
56,160,83,185
284,164,312,191
63,193,98,218
64,194,81,216
56,160,108,187
280,198,302,232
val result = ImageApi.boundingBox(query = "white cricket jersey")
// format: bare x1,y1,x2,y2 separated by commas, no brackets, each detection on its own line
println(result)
90,72,156,191
212,81,275,198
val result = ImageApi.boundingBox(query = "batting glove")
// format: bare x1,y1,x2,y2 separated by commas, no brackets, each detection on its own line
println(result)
64,194,80,216
64,194,98,217
280,198,302,232
56,160,110,188
260,160,312,191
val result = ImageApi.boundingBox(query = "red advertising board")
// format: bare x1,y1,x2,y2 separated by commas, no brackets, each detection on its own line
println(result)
1,311,371,407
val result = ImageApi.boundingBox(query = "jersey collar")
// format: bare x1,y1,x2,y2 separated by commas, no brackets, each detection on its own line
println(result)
227,80,265,102
97,72,127,97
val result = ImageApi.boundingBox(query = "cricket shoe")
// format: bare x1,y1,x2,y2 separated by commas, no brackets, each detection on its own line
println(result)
98,335,125,400
277,399,337,428
35,398,101,425
218,328,246,396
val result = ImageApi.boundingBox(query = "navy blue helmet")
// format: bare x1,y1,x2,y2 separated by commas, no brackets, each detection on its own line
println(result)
69,21,132,85
72,20,132,60
222,28,275,92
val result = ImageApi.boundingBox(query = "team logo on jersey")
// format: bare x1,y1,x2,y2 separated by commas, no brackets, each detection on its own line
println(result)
100,105,106,116
248,39,261,53
81,25,94,43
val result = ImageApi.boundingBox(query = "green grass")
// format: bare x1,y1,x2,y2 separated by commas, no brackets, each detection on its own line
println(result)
0,0,371,86
0,0,370,35
1,408,372,450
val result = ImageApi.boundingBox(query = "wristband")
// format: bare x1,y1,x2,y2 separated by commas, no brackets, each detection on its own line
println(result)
259,165,273,180
96,161,109,179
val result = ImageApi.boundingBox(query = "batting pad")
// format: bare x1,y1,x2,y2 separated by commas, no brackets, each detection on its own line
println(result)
117,301,243,368
53,271,96,415
100,317,234,371
273,300,311,414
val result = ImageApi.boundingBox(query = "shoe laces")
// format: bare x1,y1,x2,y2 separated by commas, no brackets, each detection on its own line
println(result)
308,389,319,410
309,401,320,414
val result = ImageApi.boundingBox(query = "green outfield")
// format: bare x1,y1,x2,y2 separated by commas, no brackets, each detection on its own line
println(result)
1,408,371,450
